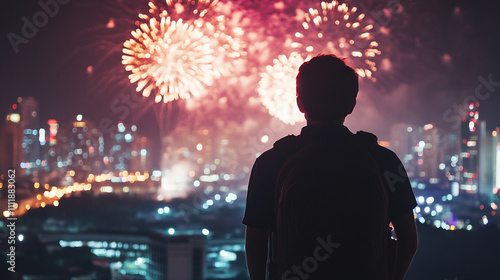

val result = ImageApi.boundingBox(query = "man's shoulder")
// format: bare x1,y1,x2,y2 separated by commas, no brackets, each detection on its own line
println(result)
258,135,298,162
373,144,401,163
353,130,401,164
374,144,398,157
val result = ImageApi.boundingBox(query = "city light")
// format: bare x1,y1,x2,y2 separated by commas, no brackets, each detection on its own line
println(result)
417,196,425,204
225,193,237,203
1,2,499,278
7,113,20,123
436,205,443,213
482,215,489,225
496,145,500,190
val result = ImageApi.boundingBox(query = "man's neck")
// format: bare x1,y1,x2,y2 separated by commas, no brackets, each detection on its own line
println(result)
306,118,345,126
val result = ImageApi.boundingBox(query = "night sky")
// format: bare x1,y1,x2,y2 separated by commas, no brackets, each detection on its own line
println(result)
1,0,499,146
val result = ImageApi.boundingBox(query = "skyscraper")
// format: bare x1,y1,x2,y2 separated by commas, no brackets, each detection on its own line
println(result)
390,123,418,178
149,233,206,280
421,123,442,181
478,121,494,198
0,109,22,175
491,128,500,198
66,115,104,181
18,97,41,175
459,102,482,196
108,122,152,173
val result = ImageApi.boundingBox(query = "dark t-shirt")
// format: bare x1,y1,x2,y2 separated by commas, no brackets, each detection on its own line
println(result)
242,124,417,230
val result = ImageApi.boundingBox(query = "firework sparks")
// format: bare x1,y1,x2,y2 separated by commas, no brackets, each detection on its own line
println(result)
292,1,381,81
258,52,307,125
144,0,219,20
122,17,217,103
141,0,245,68
123,0,245,103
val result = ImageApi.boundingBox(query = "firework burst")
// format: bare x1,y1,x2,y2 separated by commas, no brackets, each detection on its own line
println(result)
258,52,307,125
292,1,380,81
123,0,245,103
141,0,245,68
122,17,218,103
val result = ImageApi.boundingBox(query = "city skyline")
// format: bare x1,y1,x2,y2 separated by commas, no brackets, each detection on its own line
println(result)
0,0,499,144
2,94,499,201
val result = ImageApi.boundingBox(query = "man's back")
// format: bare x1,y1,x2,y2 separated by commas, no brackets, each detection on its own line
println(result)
272,126,390,279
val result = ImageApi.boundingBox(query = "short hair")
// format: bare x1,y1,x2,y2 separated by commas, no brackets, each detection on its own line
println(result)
296,54,359,122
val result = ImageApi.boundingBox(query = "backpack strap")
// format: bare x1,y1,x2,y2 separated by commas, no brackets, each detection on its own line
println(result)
268,135,300,277
356,131,395,275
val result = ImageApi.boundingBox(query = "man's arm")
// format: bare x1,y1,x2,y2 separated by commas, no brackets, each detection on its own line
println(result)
391,211,418,280
245,226,269,280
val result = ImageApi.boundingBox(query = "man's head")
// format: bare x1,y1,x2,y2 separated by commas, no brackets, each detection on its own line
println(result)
296,54,359,123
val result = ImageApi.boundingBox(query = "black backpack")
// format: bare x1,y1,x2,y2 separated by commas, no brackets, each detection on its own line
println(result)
270,131,390,280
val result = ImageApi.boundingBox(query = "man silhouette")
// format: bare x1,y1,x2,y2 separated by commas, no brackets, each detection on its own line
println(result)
243,54,418,280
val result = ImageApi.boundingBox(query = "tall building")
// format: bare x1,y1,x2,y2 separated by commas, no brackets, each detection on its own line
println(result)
389,123,419,178
491,128,500,198
46,115,105,183
47,122,71,173
48,119,59,146
1,106,21,168
440,133,461,188
19,97,41,175
478,121,493,198
70,115,104,175
149,233,206,280
459,102,482,195
420,123,443,182
107,122,152,173
130,136,153,173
